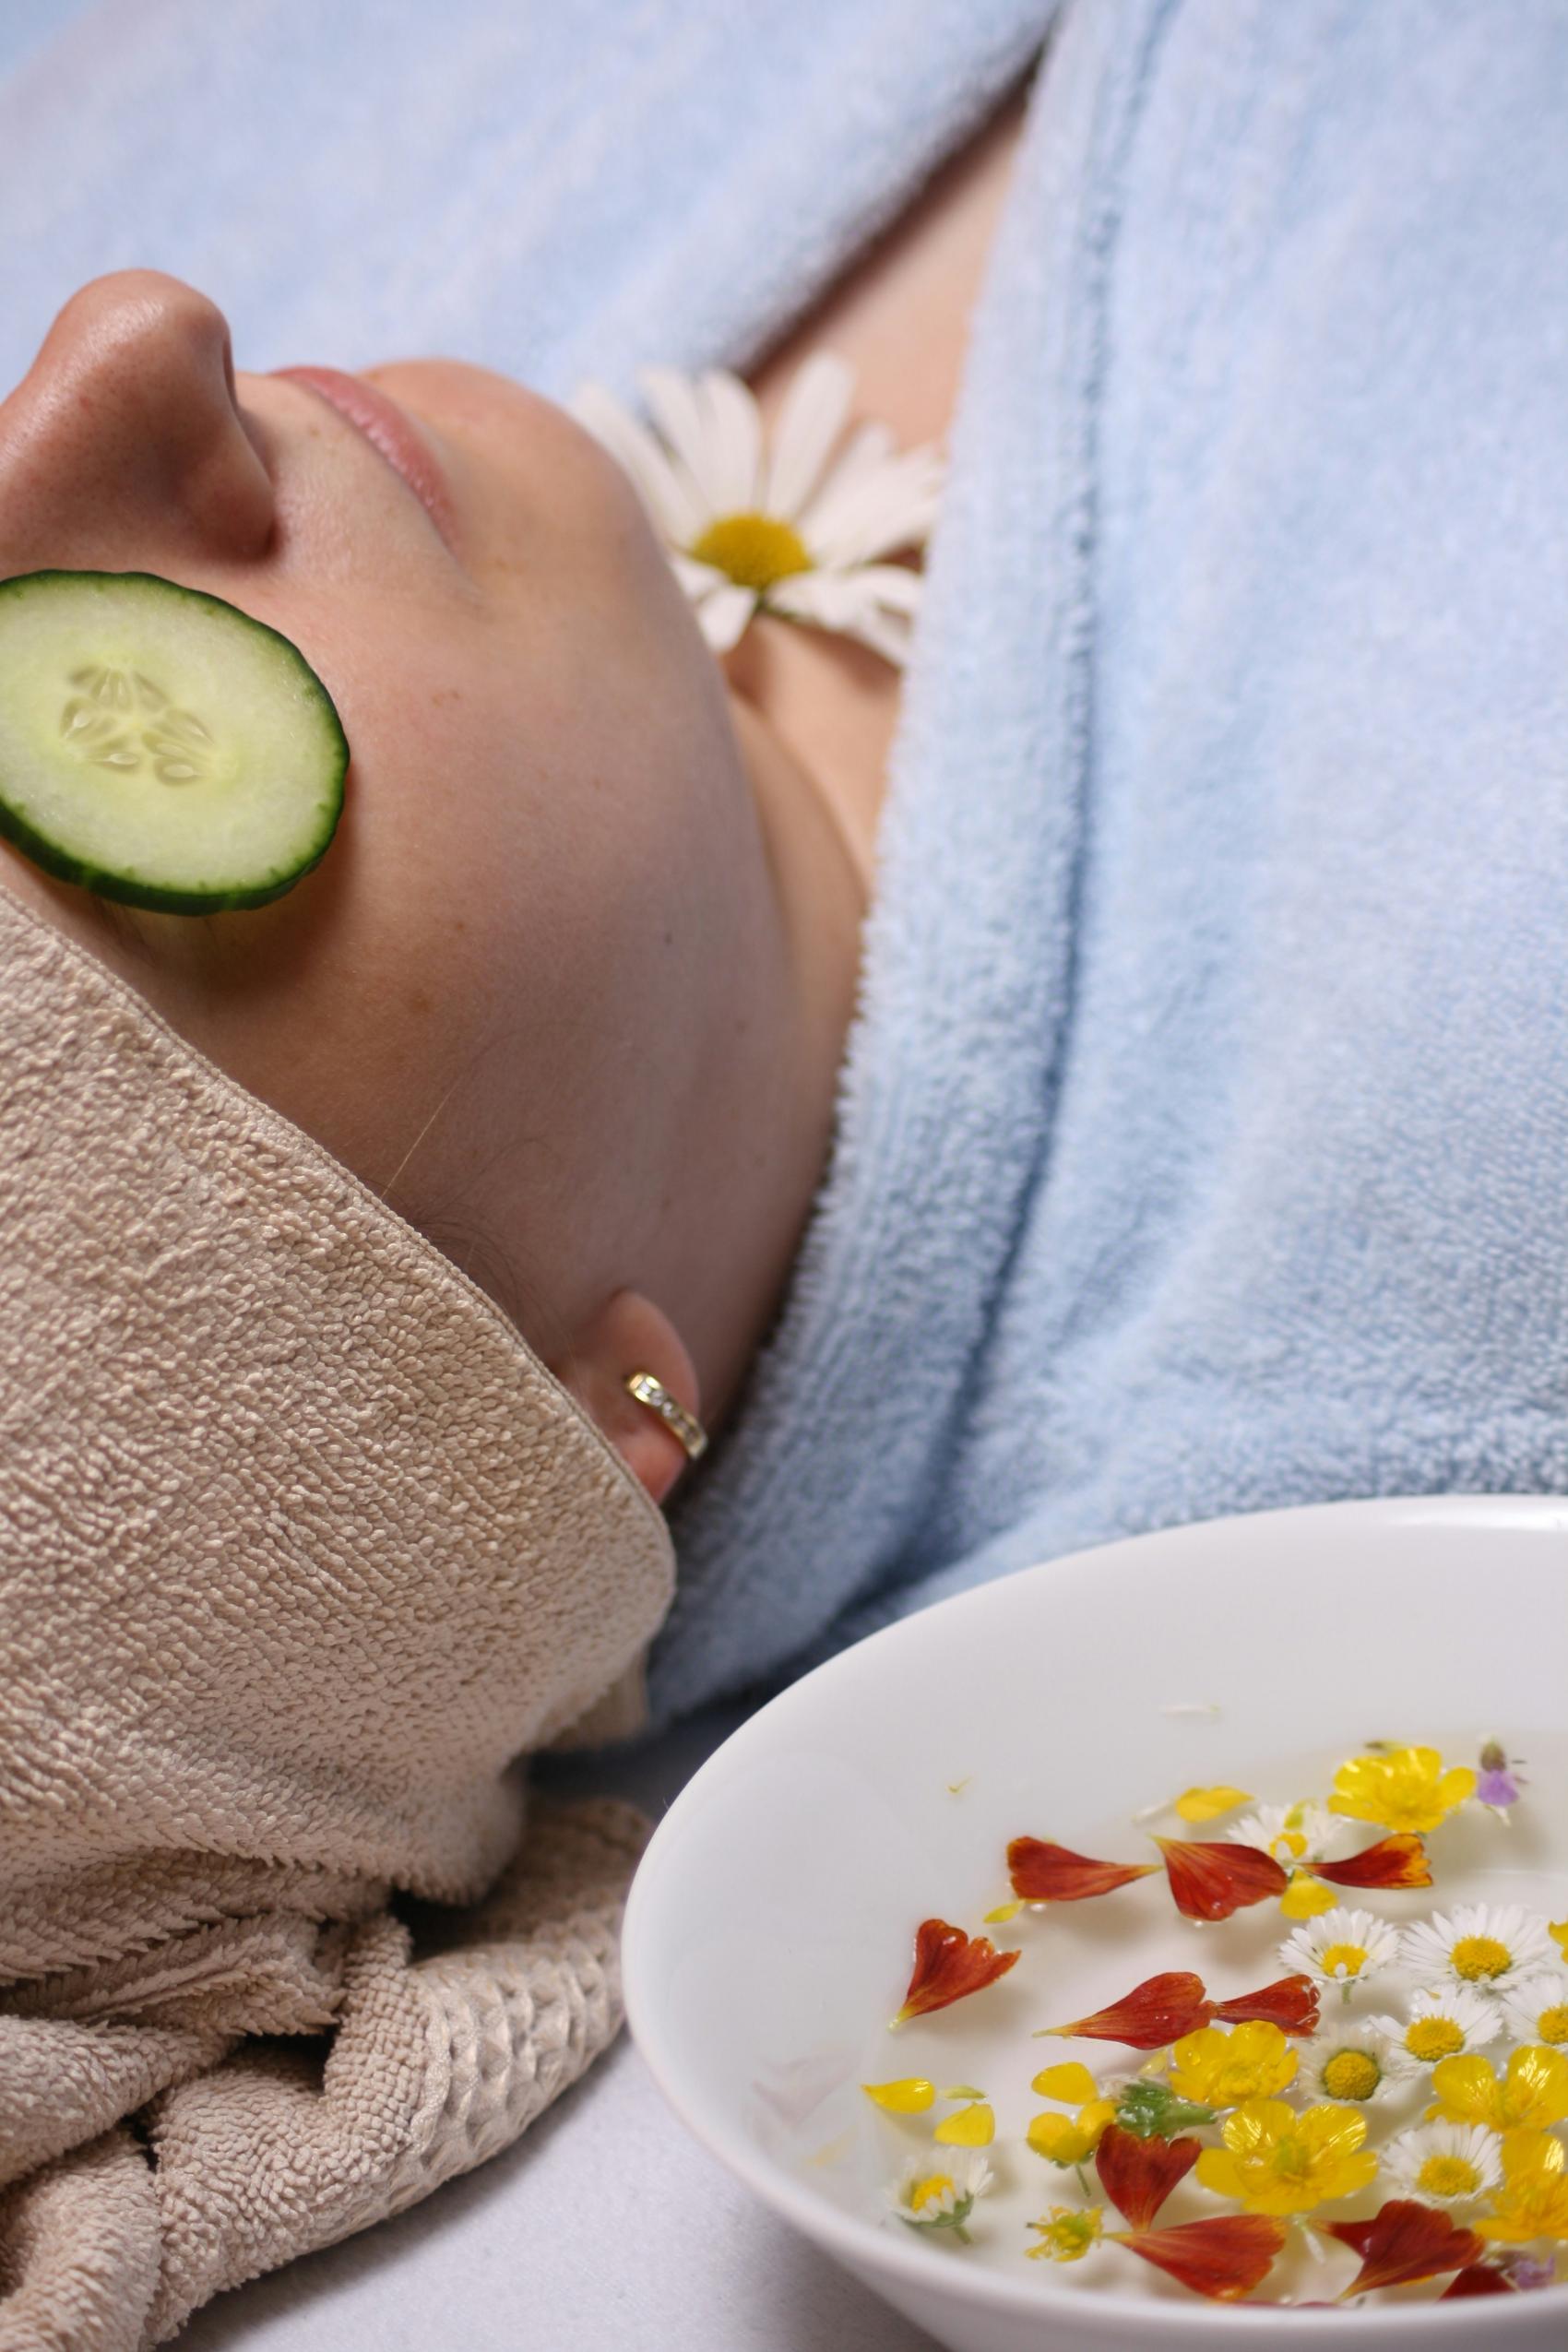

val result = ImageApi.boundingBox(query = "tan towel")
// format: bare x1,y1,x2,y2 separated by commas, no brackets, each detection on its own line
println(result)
0,875,676,2347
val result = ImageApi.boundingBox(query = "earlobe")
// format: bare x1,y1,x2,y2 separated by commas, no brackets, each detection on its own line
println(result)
546,1287,703,1507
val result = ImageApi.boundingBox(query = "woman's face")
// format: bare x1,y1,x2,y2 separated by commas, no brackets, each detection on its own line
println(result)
0,270,863,1443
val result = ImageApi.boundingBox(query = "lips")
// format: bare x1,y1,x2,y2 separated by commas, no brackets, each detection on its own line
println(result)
268,364,459,552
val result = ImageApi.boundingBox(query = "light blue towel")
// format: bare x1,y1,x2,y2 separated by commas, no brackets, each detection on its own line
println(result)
6,4,1566,1740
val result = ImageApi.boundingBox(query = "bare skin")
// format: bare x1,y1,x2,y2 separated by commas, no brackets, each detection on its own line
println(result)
0,79,1030,1509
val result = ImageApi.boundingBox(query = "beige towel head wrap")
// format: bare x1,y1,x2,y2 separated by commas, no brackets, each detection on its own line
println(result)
0,874,677,2347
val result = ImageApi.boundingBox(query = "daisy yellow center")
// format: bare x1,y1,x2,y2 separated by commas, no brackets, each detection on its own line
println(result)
1322,2051,1380,2100
687,511,813,592
1537,2004,1568,2044
1418,2154,1480,2199
1408,2018,1465,2061
1451,1934,1512,1982
909,2173,954,2214
1320,1942,1369,1978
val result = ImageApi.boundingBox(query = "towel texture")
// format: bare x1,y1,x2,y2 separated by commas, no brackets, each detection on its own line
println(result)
0,875,674,2344
649,0,1568,1722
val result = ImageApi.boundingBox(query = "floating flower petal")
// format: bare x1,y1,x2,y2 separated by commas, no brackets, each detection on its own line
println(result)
1174,1786,1253,1824
1320,2197,1486,2295
1027,2204,1104,2263
1095,2122,1202,2227
1169,2022,1297,2108
1229,1802,1336,1868
1109,2215,1287,2300
1311,1833,1432,1892
861,2077,935,2114
891,1918,1021,2027
1330,1745,1476,1834
1194,2098,1380,2215
1474,2131,1568,2246
1212,1974,1322,2037
1365,1985,1501,2066
1476,1739,1525,1812
933,2101,994,2147
1037,1970,1215,2050
1278,1907,1399,1990
1441,2263,1516,2298
1006,1837,1159,1902
1551,1920,1568,1960
1400,1903,1553,1998
1028,2101,1117,2167
1500,1970,1568,2049
1155,1837,1289,1922
1428,2044,1568,2132
1279,1872,1340,1919
1031,2061,1099,2104
1381,2120,1503,2207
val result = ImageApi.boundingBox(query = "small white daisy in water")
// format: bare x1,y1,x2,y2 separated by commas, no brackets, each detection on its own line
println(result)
1501,1969,1568,2049
1365,1984,1502,2067
886,2147,993,2243
1228,1801,1337,1869
1381,2119,1503,2209
1296,2019,1417,2108
569,352,944,663
1277,1906,1400,1994
1398,1905,1554,2001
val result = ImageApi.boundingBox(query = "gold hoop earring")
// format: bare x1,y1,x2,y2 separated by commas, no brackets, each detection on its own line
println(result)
623,1368,708,1462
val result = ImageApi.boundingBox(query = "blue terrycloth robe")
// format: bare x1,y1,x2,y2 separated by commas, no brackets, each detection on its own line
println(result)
5,1,1567,1739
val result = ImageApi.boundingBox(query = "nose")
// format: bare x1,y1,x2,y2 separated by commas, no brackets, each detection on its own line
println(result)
0,269,276,573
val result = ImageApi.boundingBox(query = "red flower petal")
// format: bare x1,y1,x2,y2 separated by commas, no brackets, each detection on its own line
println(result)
1154,1837,1289,1921
1211,1972,1322,2037
1007,1836,1160,1902
892,1917,1021,2025
1313,1834,1432,1891
1111,2215,1288,2301
1441,2266,1516,2299
1041,1970,1216,2049
1321,2200,1486,2296
1095,2122,1201,2228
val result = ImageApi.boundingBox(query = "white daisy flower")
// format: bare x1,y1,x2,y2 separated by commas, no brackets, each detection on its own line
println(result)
1398,1905,1554,2000
569,352,944,664
1229,1801,1337,1869
1364,1985,1502,2067
886,2147,993,2242
1500,1969,1568,2049
1277,1906,1400,1992
1381,2120,1503,2209
1296,2019,1418,2107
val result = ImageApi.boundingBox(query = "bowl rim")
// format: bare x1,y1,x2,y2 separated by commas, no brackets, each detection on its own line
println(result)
624,1492,1568,2336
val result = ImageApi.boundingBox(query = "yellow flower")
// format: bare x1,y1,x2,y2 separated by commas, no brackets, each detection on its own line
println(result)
1027,2204,1104,2263
1427,2045,1568,2134
1169,2023,1298,2108
1476,2130,1568,2245
1174,1784,1253,1823
861,2077,935,2115
1550,1919,1568,1960
1194,2098,1380,2215
1329,1745,1475,1834
1028,2101,1117,2166
934,2102,995,2147
1031,2062,1099,2104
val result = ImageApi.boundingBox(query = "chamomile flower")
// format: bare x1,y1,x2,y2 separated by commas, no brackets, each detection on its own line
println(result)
1381,2120,1503,2209
1399,1905,1554,2000
1277,1907,1399,1992
570,352,944,663
1297,2020,1417,2108
1365,1985,1501,2067
1501,1971,1568,2049
1229,1802,1336,1869
886,2147,993,2242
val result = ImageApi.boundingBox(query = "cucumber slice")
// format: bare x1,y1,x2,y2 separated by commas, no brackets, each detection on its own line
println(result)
0,568,349,914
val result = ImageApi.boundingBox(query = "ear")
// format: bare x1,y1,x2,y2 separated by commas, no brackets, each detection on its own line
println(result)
545,1287,702,1508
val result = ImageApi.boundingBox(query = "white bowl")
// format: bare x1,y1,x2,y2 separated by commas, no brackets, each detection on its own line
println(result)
624,1496,1568,2350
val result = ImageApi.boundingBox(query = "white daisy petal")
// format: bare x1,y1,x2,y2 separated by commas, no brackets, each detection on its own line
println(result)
808,448,945,568
764,569,918,668
1398,1905,1554,1999
668,551,729,599
795,419,898,542
762,350,857,520
1366,1984,1501,2065
635,365,727,522
695,368,764,516
848,562,925,615
1382,2120,1503,2208
1297,2020,1417,2107
835,602,917,669
1500,1969,1568,2049
693,579,757,654
1229,1803,1338,1869
569,379,706,545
